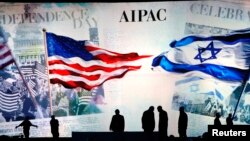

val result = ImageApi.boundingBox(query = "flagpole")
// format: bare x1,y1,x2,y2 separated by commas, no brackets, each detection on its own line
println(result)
11,51,44,118
232,74,249,119
42,28,53,116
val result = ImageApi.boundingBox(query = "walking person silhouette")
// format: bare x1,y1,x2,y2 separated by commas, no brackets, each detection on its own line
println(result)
109,109,125,132
178,106,188,139
50,115,59,139
15,116,38,138
157,106,168,141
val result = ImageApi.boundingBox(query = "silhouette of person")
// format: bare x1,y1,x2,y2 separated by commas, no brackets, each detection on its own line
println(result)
142,106,155,133
178,106,188,138
50,115,59,139
157,106,168,141
226,113,233,127
109,109,125,132
15,116,38,138
142,106,155,141
214,112,221,126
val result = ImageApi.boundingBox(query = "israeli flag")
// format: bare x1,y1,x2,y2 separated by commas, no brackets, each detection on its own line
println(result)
152,29,250,82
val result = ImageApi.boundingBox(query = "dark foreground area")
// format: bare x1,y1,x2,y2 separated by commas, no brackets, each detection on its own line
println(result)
0,132,209,141
0,137,205,141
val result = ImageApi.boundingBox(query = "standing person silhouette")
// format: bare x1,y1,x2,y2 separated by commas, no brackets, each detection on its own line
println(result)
50,115,59,139
157,106,168,141
178,106,188,138
214,112,221,126
142,106,155,141
15,116,38,138
142,106,155,133
109,109,125,132
226,113,233,127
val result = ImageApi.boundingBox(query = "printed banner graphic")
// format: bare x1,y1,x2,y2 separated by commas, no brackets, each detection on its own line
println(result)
0,1,250,138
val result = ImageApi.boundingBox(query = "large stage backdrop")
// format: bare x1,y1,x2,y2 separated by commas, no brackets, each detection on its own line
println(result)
0,1,250,137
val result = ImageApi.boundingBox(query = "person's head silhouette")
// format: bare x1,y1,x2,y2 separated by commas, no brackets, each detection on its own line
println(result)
215,112,220,118
157,106,163,112
149,106,154,112
51,115,55,119
179,106,185,112
115,109,120,115
25,116,30,121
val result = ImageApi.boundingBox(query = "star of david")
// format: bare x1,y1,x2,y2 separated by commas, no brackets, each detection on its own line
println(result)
194,42,222,63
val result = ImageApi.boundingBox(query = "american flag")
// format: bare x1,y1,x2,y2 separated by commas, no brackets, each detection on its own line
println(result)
27,79,38,97
0,89,21,112
21,66,34,75
0,44,14,69
34,61,47,80
12,66,34,77
46,32,151,90
77,88,93,105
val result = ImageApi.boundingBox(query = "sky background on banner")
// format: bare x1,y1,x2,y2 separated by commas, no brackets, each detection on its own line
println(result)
0,1,250,137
